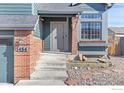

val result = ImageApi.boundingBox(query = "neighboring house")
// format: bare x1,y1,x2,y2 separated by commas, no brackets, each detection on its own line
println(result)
108,27,124,56
0,3,112,84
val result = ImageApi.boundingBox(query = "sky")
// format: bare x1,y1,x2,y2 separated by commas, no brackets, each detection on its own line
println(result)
108,3,124,27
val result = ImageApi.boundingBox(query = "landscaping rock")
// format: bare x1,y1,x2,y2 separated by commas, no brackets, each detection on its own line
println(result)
64,78,78,85
78,54,87,61
81,72,92,81
66,65,124,85
79,54,83,61
66,56,124,85
67,55,76,61
82,56,87,61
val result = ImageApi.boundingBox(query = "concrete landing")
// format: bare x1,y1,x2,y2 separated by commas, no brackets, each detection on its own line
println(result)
16,80,65,86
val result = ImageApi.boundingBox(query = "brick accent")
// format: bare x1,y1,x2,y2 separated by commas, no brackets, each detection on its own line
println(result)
30,34,42,74
71,17,78,54
14,31,42,83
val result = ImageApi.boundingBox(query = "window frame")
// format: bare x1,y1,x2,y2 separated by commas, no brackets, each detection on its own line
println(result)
79,13,102,41
81,13,102,20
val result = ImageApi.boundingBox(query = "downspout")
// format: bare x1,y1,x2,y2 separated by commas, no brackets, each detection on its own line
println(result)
76,12,81,56
34,16,39,31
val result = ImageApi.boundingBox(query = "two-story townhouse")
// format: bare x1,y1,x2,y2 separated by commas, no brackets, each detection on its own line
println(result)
0,3,112,84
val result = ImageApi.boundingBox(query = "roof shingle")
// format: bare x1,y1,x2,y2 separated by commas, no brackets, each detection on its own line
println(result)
109,27,124,34
0,15,38,30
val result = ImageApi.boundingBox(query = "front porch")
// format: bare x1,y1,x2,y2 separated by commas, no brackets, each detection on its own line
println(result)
38,13,108,56
39,14,78,54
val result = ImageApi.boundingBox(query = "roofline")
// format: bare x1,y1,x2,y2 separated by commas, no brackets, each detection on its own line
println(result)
105,3,114,9
0,24,35,28
37,3,113,15
0,27,34,30
0,24,35,30
108,27,124,34
69,3,113,9
37,10,80,15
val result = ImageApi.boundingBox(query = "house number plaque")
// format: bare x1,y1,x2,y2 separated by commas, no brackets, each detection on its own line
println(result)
16,47,28,52
15,38,28,52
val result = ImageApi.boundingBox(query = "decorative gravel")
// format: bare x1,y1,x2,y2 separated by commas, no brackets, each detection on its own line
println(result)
65,57,124,85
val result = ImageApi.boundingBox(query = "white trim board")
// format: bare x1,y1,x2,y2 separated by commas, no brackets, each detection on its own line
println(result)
115,35,124,37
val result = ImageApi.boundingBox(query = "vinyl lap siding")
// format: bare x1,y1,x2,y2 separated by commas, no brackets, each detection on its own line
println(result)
32,3,39,15
0,4,32,15
43,18,50,51
78,46,106,51
34,19,42,38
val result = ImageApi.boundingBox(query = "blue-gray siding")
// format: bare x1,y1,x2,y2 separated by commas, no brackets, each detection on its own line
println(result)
34,20,42,38
78,46,106,51
0,4,32,15
0,31,14,83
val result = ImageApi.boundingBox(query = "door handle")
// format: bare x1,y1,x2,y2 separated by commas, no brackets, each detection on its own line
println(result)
55,36,57,39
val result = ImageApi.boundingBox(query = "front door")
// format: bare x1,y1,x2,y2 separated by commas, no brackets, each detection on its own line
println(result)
50,22,68,52
0,38,13,83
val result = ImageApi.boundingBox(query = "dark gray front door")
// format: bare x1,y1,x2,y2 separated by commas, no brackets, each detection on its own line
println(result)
0,38,13,83
50,22,68,52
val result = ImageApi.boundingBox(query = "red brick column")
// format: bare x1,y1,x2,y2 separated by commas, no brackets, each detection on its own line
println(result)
30,34,42,74
71,17,78,54
14,31,31,83
14,31,43,83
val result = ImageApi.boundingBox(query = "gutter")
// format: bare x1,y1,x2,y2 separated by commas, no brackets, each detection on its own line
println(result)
105,3,114,9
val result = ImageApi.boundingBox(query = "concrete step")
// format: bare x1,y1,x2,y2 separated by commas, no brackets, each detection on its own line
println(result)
31,70,68,77
40,54,67,57
31,76,67,80
35,67,66,71
41,53,68,56
36,62,66,67
16,80,66,85
0,83,13,86
35,63,66,69
36,60,66,64
30,70,67,80
30,53,68,85
39,57,66,61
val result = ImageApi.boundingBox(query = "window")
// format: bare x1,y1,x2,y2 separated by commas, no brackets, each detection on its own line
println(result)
80,13,102,40
81,22,102,40
81,13,102,19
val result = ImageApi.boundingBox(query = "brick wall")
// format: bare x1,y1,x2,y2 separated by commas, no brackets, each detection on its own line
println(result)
14,30,42,83
71,17,78,54
30,34,42,74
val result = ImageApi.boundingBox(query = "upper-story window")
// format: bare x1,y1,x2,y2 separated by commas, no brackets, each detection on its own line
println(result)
80,13,102,40
81,13,102,20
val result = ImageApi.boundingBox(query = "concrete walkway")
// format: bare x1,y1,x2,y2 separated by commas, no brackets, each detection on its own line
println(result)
17,53,68,85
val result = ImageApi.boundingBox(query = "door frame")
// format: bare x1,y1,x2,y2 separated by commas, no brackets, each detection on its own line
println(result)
0,36,14,83
50,21,69,52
